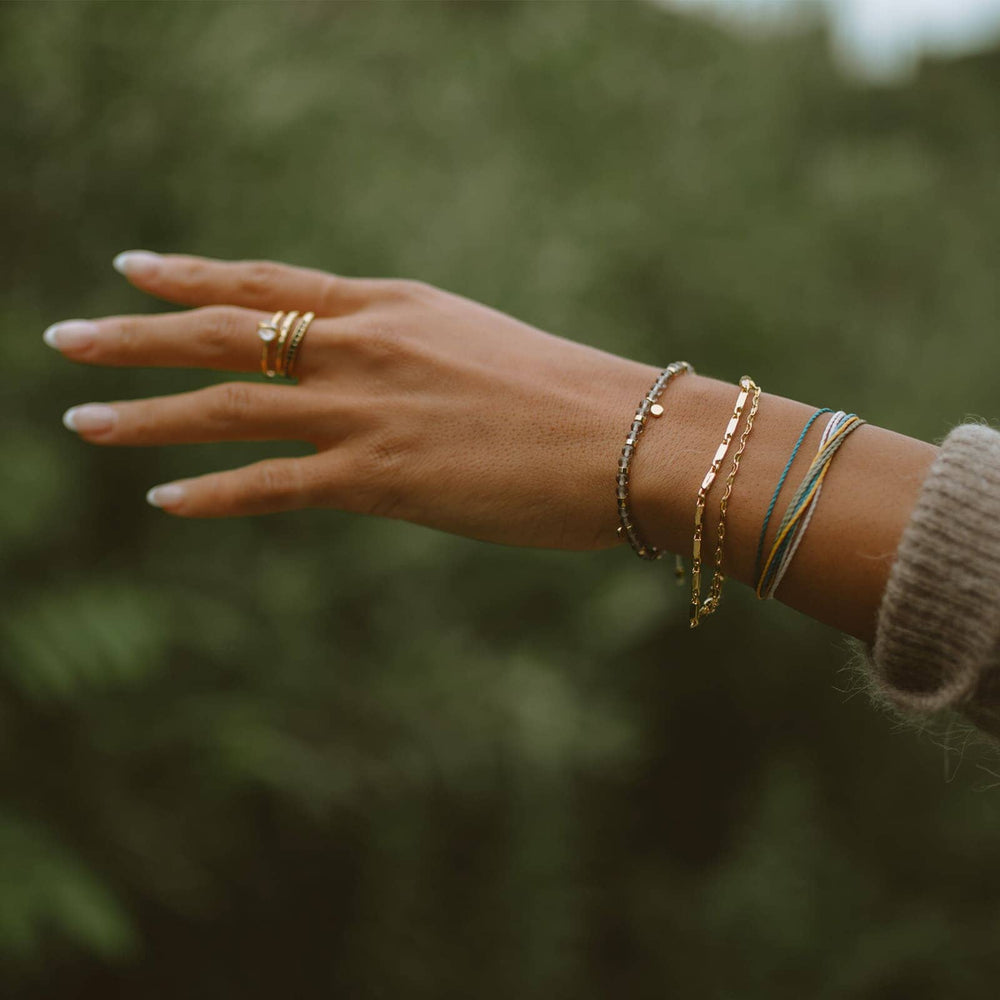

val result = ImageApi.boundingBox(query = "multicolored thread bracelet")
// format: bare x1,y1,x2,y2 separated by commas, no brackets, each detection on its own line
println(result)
616,361,694,566
755,410,866,599
752,407,832,586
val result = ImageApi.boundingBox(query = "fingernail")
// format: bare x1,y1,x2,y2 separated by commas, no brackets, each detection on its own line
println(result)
62,404,117,433
43,320,97,350
113,250,161,278
146,483,185,509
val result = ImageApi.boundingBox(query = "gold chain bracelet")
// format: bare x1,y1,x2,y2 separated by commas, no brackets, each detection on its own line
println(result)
689,375,761,628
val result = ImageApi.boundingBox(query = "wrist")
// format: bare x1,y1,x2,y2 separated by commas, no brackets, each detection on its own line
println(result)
628,373,736,566
624,370,937,642
628,372,821,590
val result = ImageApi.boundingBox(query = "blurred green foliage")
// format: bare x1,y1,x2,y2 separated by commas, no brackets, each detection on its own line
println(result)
3,1,1000,996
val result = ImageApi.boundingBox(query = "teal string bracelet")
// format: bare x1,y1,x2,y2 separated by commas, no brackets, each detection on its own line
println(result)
756,412,866,599
752,407,831,586
759,413,846,597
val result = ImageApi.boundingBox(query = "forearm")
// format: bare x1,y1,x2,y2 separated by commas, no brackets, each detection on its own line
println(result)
624,370,939,644
58,252,939,646
56,251,1000,737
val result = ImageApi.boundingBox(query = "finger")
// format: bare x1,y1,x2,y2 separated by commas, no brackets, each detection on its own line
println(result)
145,453,347,518
44,306,336,379
61,382,348,447
112,250,398,315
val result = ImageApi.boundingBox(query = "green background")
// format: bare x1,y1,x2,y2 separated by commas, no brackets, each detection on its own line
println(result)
3,1,1000,996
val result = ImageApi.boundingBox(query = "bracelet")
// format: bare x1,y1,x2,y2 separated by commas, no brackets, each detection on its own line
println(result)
690,375,761,628
752,407,832,585
755,410,866,599
702,376,761,620
616,361,694,562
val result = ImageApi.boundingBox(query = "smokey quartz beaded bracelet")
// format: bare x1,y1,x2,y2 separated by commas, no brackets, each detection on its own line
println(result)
616,360,694,559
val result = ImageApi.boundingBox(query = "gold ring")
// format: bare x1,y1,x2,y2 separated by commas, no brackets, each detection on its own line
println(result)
283,311,315,379
266,311,299,379
258,311,283,377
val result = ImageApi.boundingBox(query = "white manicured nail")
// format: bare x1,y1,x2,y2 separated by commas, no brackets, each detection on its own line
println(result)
62,404,118,433
146,483,186,508
44,320,97,350
113,250,161,278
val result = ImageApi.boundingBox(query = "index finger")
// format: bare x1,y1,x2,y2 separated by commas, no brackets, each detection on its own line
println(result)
112,251,393,316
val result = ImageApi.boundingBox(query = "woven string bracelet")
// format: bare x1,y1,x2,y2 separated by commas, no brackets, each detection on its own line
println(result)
755,410,866,599
752,407,832,586
764,411,844,596
766,412,844,597
757,411,851,598
616,361,694,568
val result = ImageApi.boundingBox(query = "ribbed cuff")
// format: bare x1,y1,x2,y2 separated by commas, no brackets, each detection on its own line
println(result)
864,423,1000,723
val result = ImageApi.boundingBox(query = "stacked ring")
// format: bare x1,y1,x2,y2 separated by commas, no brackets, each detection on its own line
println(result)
257,309,316,379
284,311,315,378
273,310,300,376
258,311,283,377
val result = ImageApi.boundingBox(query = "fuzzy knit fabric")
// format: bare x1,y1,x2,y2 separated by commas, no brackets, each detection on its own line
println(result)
854,422,1000,739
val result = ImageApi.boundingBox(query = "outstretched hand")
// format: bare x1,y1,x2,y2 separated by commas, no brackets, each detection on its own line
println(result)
46,252,661,550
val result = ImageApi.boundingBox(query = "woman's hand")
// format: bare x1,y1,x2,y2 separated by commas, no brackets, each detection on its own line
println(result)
46,252,662,550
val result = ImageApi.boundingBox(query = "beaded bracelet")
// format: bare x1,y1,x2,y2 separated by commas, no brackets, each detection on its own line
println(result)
690,375,761,628
616,361,694,562
755,410,866,599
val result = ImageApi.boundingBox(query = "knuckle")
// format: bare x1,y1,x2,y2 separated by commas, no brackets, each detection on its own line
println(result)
369,429,410,472
237,260,280,301
118,403,153,443
350,428,412,519
255,460,300,502
387,278,429,300
344,316,408,366
365,329,405,365
305,435,403,518
197,306,243,357
318,275,347,314
115,317,141,354
318,273,374,315
176,258,209,291
208,381,257,427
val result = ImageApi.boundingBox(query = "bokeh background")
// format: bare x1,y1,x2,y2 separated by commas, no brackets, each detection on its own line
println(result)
5,1,1000,996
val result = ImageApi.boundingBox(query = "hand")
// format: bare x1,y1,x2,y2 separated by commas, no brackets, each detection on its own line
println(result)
46,252,662,550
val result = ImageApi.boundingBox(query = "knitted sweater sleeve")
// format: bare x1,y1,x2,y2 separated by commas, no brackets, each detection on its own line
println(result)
854,422,1000,738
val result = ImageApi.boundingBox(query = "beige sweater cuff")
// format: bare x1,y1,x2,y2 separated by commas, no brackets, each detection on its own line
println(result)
858,423,1000,734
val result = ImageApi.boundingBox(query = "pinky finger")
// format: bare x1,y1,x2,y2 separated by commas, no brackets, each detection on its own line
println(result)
146,453,344,518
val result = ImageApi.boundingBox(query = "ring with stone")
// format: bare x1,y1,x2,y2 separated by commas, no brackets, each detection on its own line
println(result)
258,311,284,377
